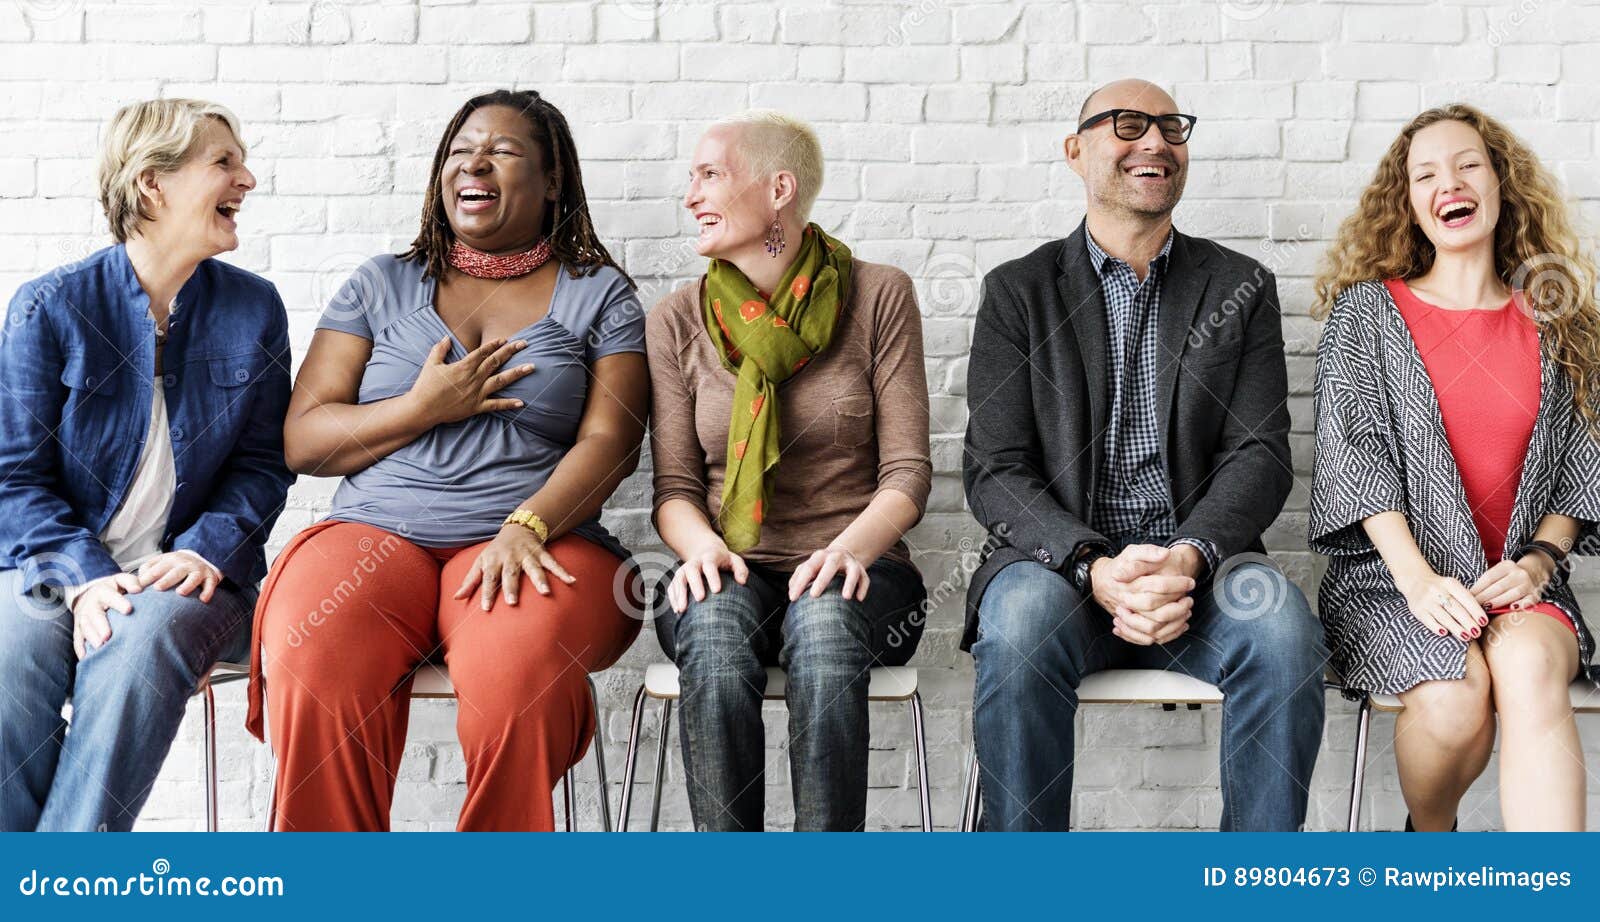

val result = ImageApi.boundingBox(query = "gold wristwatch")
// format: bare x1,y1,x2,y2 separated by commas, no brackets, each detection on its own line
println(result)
503,509,549,543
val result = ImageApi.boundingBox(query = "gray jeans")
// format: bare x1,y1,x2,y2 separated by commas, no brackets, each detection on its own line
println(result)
654,557,925,831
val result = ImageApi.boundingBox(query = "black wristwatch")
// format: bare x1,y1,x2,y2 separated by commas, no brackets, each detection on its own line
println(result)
1069,545,1112,594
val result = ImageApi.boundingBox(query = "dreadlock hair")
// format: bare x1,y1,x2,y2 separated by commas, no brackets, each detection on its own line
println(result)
400,88,632,288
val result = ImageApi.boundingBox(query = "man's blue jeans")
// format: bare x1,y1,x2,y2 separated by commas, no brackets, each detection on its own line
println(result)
972,557,1328,831
0,569,253,831
654,558,926,831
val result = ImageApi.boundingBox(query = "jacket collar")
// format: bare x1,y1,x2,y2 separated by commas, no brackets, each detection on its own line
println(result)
1054,218,1215,468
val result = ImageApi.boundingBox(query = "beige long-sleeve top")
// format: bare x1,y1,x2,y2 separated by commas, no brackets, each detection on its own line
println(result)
646,259,932,570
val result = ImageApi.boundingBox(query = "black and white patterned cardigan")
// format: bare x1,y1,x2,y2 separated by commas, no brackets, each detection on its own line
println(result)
1309,280,1600,697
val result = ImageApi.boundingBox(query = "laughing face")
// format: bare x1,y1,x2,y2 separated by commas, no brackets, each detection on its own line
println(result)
683,124,771,261
440,104,556,253
147,117,254,257
1405,119,1500,256
1066,81,1188,220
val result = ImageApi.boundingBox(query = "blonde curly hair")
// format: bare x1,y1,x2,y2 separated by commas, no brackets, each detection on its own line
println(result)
1312,104,1600,426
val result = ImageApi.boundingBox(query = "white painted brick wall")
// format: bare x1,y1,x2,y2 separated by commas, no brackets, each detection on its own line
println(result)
2,0,1598,832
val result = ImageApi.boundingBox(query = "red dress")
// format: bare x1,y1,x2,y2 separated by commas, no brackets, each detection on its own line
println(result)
1387,278,1575,635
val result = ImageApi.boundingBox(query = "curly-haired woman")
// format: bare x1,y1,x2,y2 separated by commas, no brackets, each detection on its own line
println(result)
247,90,647,831
1310,104,1600,831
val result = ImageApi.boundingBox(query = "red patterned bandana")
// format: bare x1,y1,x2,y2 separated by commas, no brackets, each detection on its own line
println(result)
447,238,552,279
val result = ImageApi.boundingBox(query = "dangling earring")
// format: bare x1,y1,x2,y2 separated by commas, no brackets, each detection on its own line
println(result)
764,215,786,258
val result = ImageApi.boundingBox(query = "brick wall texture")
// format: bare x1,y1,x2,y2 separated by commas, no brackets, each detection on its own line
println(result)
2,0,1598,831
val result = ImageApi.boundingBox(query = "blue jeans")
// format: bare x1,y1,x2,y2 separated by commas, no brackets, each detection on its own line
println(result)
972,557,1327,831
0,569,253,831
654,557,926,831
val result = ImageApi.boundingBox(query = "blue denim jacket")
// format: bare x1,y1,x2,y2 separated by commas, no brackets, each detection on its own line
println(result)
0,244,295,594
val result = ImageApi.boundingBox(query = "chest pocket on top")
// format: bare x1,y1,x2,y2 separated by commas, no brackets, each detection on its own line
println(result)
831,393,875,449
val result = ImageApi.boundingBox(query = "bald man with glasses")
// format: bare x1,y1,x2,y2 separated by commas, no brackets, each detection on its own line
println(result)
961,79,1328,832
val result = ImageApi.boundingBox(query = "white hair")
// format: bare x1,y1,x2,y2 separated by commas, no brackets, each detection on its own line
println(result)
712,109,825,223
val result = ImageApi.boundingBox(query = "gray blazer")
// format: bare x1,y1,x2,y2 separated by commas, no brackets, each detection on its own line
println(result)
1310,281,1599,695
961,220,1294,650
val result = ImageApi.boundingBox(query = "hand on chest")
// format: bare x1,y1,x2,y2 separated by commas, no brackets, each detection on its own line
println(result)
361,269,590,435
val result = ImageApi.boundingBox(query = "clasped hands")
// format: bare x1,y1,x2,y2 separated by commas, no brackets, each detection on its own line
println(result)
1088,543,1203,646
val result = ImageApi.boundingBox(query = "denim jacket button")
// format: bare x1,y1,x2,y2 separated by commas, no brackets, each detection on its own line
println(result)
1034,547,1053,565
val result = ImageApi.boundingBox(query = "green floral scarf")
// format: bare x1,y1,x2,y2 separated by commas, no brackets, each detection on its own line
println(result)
701,224,853,552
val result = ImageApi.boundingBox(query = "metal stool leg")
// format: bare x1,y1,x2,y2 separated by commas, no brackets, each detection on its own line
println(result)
960,748,981,832
562,770,576,832
263,754,277,832
650,699,673,832
909,691,932,831
587,676,612,832
203,683,218,832
617,685,648,831
1348,694,1372,832
261,692,277,833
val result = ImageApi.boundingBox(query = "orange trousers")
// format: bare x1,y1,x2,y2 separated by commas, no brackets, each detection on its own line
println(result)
247,521,640,831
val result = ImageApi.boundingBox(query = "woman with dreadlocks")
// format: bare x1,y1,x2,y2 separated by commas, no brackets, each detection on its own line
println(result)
247,90,648,831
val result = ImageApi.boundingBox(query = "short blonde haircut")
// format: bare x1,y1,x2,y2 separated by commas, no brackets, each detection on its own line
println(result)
714,109,825,223
96,99,245,243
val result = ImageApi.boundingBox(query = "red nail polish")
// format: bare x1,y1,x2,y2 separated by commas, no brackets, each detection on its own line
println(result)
1438,628,1447,636
1460,632,1470,640
1478,616,1487,625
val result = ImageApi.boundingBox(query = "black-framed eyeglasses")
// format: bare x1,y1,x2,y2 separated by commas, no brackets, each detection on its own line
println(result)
1077,109,1197,145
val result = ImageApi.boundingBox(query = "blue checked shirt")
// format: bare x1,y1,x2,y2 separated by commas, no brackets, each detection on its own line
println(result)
1084,229,1219,573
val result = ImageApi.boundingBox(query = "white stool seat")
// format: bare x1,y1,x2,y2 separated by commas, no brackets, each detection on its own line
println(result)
409,663,455,698
212,660,457,696
1370,678,1600,712
643,663,919,702
1075,668,1223,705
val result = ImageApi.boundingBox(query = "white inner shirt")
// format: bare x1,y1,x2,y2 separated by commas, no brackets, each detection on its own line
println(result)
63,300,204,609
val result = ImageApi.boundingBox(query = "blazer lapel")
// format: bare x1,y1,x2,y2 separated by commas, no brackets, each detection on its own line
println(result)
1056,223,1110,469
1154,231,1212,462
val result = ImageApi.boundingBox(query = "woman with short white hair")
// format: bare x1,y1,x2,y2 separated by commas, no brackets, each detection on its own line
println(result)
0,98,294,830
647,110,932,830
